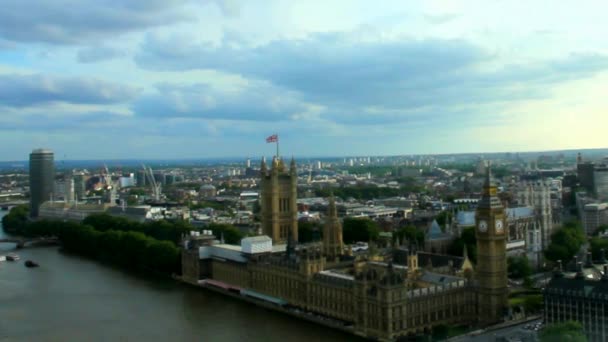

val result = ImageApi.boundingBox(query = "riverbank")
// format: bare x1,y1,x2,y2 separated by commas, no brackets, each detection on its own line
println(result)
173,275,367,340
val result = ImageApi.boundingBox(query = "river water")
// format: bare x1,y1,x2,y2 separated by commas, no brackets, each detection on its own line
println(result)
0,212,357,341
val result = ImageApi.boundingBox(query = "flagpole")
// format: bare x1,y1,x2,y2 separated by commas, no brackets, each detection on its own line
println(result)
276,134,279,159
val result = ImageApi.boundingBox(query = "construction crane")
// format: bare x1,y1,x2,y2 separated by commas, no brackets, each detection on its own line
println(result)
142,164,161,201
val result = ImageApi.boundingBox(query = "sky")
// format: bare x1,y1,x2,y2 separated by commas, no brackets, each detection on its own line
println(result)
1,0,608,161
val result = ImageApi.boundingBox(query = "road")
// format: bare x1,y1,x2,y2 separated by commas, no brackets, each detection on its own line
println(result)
449,318,542,342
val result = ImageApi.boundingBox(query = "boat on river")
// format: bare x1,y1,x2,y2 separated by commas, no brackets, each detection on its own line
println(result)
6,253,20,261
25,260,39,268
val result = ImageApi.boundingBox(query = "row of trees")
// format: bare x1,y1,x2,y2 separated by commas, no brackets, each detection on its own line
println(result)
1,208,181,275
81,214,192,245
26,219,180,274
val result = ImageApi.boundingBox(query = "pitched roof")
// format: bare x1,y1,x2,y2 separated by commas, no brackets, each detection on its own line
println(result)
426,220,451,240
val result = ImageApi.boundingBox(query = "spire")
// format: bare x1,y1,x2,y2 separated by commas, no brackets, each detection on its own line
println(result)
261,156,267,174
328,192,337,218
478,162,502,210
484,162,493,188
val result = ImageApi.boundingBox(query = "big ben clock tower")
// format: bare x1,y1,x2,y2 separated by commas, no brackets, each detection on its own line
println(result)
475,165,508,325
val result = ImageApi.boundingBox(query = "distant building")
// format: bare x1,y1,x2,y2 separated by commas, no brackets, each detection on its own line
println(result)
578,161,596,194
583,203,608,235
424,219,453,254
594,166,608,200
38,201,109,221
136,170,147,187
73,172,86,200
29,148,55,218
516,180,555,262
199,184,217,198
54,176,74,203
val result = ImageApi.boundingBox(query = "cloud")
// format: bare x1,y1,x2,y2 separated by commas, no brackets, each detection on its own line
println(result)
132,82,312,122
135,32,608,126
77,46,126,63
0,0,238,44
0,74,140,107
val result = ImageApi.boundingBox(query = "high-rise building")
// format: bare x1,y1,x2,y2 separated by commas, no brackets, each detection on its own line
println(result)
578,161,596,194
259,156,298,244
73,172,86,200
593,166,608,200
29,148,55,218
475,166,508,325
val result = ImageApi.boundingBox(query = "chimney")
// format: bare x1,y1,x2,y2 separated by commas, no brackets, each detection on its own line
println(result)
586,251,594,268
554,260,564,278
575,262,585,280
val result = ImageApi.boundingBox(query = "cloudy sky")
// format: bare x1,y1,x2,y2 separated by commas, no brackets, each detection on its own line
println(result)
2,0,608,161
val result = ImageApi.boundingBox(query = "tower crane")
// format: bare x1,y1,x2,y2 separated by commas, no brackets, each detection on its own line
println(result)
142,164,161,201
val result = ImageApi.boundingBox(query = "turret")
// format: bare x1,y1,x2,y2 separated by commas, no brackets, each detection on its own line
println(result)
260,156,267,175
290,156,297,175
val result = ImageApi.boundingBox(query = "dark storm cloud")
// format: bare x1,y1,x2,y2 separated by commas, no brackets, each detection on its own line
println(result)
132,83,309,122
135,32,608,116
0,74,140,107
0,0,196,44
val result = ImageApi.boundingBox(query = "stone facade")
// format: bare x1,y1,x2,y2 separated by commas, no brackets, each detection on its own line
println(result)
475,167,508,325
181,163,508,341
260,157,298,244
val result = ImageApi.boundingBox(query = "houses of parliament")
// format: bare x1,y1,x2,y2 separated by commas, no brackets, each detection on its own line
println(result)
181,157,508,341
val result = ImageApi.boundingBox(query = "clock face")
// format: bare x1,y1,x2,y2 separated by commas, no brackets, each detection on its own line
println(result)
478,220,488,233
495,219,504,233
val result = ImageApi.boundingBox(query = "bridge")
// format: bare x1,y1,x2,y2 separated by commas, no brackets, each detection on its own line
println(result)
0,200,28,211
0,237,59,249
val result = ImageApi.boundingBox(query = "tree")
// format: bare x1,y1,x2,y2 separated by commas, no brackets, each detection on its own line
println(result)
540,321,587,342
1,204,29,234
545,221,586,263
435,211,453,227
448,227,477,263
593,224,608,236
342,217,380,243
508,255,532,279
298,221,321,243
208,223,245,244
394,225,424,246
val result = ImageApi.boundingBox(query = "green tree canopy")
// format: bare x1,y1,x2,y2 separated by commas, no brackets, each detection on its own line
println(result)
448,227,477,263
508,255,532,279
540,321,587,342
1,204,29,234
545,221,586,263
342,217,379,243
298,221,322,243
208,223,245,245
394,225,424,246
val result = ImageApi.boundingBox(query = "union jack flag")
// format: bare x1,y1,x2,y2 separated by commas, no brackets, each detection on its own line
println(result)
266,134,278,143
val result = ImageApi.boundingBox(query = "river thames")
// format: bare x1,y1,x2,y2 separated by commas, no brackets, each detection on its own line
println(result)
0,212,359,341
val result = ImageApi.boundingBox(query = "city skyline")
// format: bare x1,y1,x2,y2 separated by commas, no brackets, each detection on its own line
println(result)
2,1,608,160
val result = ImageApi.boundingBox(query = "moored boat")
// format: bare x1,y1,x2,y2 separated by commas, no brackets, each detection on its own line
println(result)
6,253,19,261
25,260,39,268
